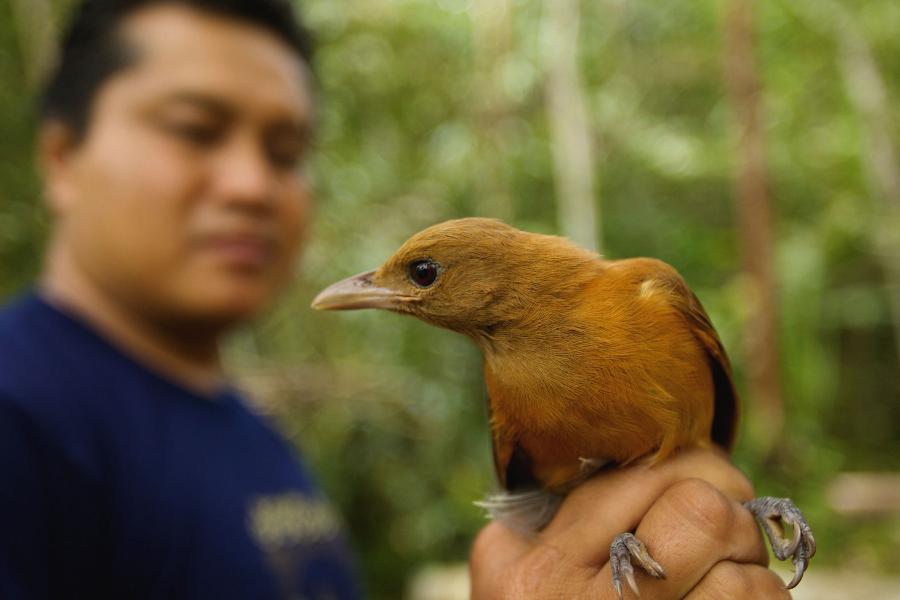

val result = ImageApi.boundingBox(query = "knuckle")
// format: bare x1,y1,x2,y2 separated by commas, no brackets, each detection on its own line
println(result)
700,561,751,598
469,522,504,568
757,569,793,599
679,448,755,501
664,478,735,543
736,471,756,502
729,469,756,502
469,524,514,599
694,562,792,600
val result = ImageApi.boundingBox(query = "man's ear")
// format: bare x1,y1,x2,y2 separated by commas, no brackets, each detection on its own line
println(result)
37,121,81,216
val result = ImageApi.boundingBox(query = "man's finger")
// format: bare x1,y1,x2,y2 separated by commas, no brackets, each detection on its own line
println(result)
590,478,769,598
542,447,755,564
685,561,791,599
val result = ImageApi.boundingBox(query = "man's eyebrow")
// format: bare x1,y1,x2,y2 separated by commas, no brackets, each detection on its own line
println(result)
150,91,315,137
153,92,235,117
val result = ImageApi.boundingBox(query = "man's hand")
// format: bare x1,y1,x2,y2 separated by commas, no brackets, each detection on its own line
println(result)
469,448,789,599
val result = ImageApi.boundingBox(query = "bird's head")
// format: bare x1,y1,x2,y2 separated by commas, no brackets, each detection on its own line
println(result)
312,218,598,342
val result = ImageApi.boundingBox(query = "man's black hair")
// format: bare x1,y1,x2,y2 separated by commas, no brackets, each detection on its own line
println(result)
40,0,314,139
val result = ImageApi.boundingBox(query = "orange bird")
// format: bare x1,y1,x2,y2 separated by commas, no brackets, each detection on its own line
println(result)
312,218,814,596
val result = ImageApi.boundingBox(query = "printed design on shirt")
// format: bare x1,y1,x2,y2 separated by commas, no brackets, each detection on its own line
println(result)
249,493,342,548
247,492,348,600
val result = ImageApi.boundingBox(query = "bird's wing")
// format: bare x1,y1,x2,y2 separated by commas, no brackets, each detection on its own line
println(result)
483,370,542,491
665,277,741,452
485,390,511,487
481,392,567,532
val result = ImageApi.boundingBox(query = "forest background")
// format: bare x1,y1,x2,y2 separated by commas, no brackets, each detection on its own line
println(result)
1,0,899,597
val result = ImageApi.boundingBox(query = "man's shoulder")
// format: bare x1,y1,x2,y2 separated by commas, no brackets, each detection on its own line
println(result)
0,291,39,334
0,291,65,344
0,293,121,482
0,293,53,386
0,292,93,414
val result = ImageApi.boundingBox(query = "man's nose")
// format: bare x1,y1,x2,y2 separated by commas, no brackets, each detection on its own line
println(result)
212,136,277,210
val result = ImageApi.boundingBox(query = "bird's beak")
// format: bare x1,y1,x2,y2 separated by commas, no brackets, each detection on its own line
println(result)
311,270,419,311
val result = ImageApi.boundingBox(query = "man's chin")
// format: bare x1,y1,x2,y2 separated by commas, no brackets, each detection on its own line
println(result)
201,294,272,325
168,284,277,330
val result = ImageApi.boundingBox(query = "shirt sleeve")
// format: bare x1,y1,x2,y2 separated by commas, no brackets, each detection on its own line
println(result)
0,396,51,599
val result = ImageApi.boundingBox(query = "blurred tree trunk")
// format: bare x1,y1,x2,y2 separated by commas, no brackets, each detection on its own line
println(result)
723,0,784,450
541,0,600,252
10,0,57,91
833,15,900,369
470,0,515,221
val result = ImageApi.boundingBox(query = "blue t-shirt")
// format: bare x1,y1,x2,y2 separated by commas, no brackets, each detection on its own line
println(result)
0,293,361,599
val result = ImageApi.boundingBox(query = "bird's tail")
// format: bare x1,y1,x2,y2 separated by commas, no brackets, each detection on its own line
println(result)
474,489,564,535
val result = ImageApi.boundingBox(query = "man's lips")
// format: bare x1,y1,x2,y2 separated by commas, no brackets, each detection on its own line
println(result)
197,233,277,270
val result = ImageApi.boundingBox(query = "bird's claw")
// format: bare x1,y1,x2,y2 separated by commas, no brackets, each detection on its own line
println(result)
744,496,816,589
610,533,666,599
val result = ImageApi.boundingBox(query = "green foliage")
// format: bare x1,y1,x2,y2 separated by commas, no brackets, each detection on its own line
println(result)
1,0,898,596
0,0,47,296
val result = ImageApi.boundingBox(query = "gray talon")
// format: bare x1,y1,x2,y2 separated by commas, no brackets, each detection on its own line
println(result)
610,533,665,599
744,496,816,589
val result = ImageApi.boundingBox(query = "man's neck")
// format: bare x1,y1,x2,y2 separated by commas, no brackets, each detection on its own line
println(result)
41,246,227,397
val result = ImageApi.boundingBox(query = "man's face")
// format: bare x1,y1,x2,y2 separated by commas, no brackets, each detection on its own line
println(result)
45,4,315,326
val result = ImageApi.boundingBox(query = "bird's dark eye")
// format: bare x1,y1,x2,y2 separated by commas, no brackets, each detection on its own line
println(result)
408,260,439,288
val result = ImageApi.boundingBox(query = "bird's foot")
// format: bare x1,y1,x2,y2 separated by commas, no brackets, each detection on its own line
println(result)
609,532,666,599
744,496,816,589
